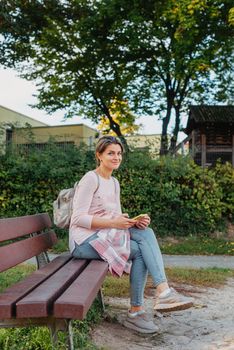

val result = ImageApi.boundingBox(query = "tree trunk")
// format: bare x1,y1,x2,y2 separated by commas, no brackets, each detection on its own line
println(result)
104,109,129,151
169,105,180,153
160,86,174,155
160,103,173,155
97,97,129,151
109,117,129,151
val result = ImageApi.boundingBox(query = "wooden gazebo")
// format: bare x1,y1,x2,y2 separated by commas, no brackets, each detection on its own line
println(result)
184,105,234,167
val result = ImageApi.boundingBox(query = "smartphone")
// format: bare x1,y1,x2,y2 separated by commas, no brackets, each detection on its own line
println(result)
132,214,147,220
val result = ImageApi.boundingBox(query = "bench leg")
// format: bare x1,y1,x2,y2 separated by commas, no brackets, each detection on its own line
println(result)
49,319,74,350
97,289,105,312
30,233,50,268
67,320,74,350
36,251,50,269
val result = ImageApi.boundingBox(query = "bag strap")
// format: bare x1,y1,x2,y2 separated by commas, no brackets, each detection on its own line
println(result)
93,170,117,195
93,170,100,194
112,176,118,195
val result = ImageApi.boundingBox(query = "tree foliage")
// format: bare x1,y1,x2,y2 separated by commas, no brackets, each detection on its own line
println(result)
0,0,137,147
100,0,234,152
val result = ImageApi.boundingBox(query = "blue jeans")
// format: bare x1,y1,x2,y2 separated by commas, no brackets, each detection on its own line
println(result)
72,227,167,306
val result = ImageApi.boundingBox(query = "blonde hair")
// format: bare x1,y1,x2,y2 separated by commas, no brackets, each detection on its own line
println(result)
95,136,124,165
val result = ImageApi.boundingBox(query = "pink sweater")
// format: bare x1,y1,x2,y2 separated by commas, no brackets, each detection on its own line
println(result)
69,170,122,252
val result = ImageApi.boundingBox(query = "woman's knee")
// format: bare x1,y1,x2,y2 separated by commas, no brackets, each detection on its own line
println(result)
141,228,157,243
142,227,155,236
130,226,156,240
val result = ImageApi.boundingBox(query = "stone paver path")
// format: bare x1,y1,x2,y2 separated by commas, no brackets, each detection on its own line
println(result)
163,254,234,269
91,278,234,350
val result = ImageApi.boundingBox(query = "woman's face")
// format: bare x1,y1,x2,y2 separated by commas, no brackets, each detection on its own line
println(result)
97,143,122,171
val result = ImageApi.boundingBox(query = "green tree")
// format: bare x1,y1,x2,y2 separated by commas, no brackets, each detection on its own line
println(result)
0,0,140,148
99,0,234,153
0,1,233,154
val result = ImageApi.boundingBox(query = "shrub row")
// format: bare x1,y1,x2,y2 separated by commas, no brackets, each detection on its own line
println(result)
0,144,233,236
120,153,233,235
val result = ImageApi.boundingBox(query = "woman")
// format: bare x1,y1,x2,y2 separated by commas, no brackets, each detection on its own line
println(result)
69,135,194,334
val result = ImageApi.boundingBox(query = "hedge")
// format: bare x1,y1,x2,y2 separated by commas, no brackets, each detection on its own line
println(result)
0,143,233,237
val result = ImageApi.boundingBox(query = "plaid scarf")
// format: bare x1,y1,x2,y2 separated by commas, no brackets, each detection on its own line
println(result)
89,228,131,276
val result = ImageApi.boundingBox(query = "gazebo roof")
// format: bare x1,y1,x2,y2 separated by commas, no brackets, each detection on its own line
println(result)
184,105,234,134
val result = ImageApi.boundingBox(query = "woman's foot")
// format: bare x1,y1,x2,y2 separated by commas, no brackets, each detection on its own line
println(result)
154,287,194,312
123,310,159,334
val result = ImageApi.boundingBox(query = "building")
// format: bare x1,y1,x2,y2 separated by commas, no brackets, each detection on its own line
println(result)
0,105,47,127
0,105,47,149
183,105,234,167
1,105,161,155
126,134,161,157
12,124,97,150
0,105,97,151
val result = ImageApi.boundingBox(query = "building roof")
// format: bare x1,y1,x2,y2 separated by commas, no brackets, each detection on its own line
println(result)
185,105,234,134
0,104,48,127
0,105,97,131
20,123,97,132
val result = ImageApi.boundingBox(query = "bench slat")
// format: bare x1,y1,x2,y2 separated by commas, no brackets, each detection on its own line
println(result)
54,260,108,320
0,213,52,242
16,259,88,318
0,254,72,319
0,231,57,272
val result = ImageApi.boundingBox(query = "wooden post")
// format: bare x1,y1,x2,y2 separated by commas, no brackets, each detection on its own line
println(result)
181,141,185,155
191,130,195,158
201,134,206,168
232,134,234,167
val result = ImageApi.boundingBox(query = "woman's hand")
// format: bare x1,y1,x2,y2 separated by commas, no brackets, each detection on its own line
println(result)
112,214,136,229
134,214,151,229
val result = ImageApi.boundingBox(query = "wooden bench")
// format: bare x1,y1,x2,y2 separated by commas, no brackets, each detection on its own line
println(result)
0,213,108,349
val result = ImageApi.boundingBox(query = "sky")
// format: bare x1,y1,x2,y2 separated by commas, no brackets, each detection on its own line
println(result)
0,67,187,140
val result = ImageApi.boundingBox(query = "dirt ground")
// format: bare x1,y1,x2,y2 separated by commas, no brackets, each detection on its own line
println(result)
91,278,234,350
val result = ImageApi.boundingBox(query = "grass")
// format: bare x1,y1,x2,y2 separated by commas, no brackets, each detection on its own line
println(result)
165,266,234,288
51,235,234,256
0,311,101,350
0,265,102,350
51,238,69,253
159,236,234,256
103,267,234,298
0,264,36,292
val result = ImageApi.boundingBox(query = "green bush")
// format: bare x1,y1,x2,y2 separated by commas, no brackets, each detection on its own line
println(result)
0,144,233,237
0,143,95,238
211,161,234,221
119,153,224,235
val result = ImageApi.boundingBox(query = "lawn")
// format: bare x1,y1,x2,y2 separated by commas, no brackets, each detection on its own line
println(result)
159,235,234,256
52,235,234,256
103,267,234,298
